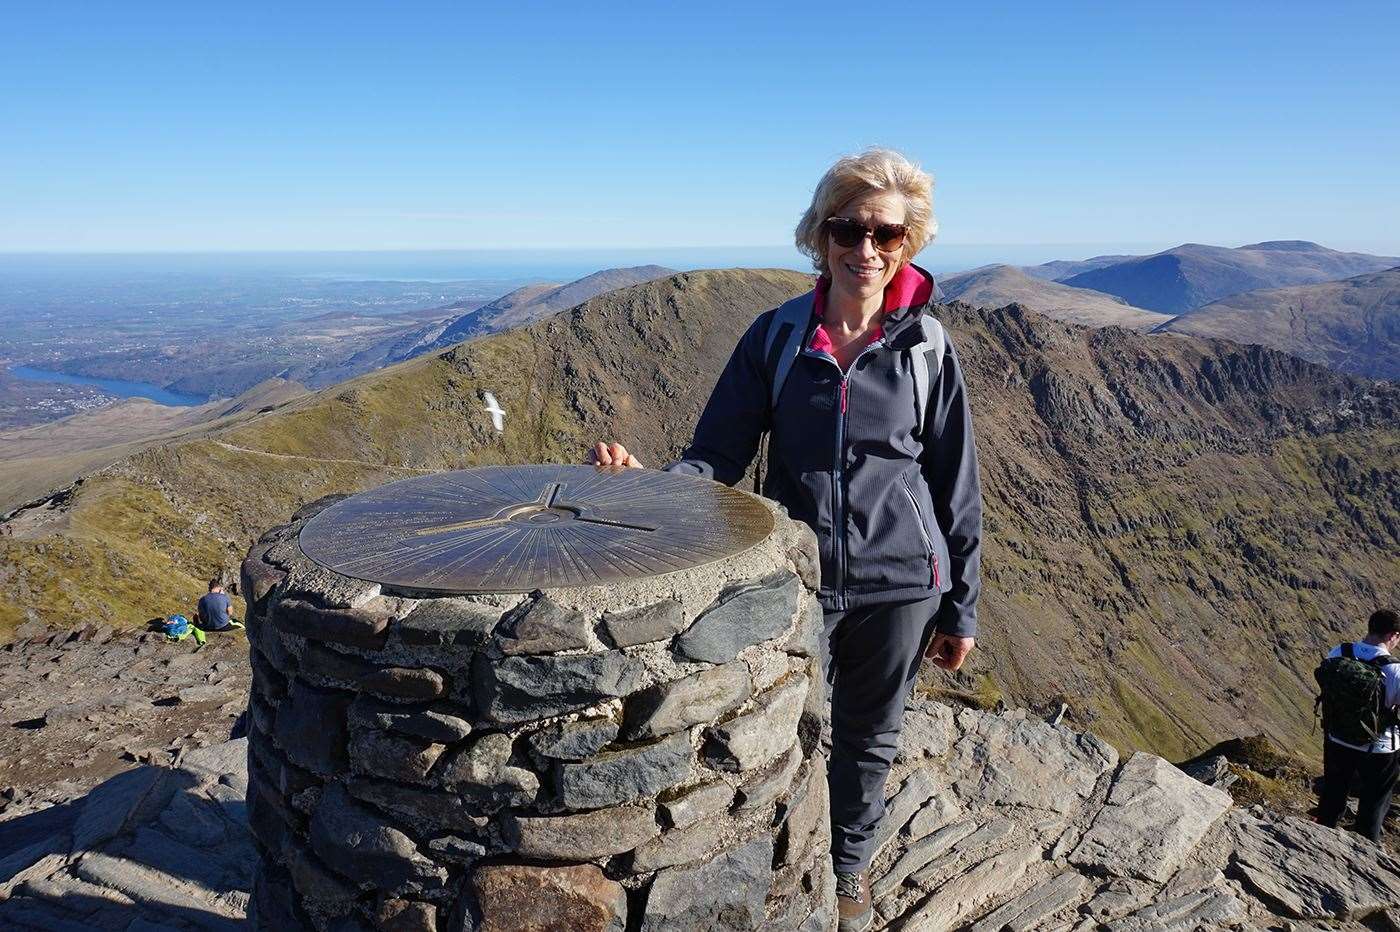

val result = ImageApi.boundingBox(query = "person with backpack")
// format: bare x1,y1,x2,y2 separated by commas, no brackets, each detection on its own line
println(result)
589,148,980,931
1316,608,1400,842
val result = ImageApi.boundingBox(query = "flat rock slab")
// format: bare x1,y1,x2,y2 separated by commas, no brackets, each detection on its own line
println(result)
349,696,473,744
948,708,1117,815
623,661,752,740
894,697,956,765
603,600,687,648
1070,751,1231,882
969,870,1090,932
529,717,621,762
1228,811,1400,920
673,572,801,664
474,863,627,932
309,784,446,889
474,650,643,724
702,674,807,772
900,844,1041,931
661,781,736,830
505,805,661,860
870,768,939,859
274,679,352,776
397,599,501,647
554,732,694,809
0,739,257,931
1104,884,1245,931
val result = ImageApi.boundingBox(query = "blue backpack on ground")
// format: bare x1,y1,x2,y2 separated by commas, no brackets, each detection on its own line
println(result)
162,614,206,645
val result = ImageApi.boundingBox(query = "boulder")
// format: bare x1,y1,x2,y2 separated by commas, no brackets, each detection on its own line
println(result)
436,733,539,809
947,708,1117,815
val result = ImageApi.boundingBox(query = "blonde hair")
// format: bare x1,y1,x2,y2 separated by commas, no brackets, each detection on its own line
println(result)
795,148,936,275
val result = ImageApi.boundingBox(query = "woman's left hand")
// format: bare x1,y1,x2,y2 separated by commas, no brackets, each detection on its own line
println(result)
926,633,975,671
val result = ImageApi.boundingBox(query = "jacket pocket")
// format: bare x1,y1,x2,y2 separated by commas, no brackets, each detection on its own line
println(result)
900,473,940,588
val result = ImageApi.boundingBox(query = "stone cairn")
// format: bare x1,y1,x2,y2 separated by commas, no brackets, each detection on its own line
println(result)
240,494,834,931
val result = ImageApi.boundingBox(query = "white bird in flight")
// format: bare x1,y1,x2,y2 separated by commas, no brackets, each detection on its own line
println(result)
482,392,506,433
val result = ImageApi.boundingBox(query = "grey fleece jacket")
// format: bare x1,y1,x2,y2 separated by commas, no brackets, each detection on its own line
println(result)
666,264,983,637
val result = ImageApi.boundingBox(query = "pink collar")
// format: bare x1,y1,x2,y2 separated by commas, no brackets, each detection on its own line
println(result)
809,264,935,354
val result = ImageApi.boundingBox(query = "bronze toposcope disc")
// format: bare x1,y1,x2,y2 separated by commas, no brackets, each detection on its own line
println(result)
298,464,775,594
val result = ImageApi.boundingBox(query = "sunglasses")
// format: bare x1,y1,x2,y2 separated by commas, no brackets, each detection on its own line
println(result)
824,216,908,252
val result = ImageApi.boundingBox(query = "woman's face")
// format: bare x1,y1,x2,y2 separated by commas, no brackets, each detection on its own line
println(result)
825,190,907,303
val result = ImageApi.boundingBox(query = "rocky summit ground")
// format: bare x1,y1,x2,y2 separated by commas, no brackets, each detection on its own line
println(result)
6,627,1400,930
0,622,249,815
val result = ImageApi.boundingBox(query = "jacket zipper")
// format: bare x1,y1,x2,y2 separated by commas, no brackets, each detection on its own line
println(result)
901,473,940,588
811,340,884,610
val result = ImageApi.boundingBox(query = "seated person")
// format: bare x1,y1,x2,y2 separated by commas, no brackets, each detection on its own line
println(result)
196,579,243,632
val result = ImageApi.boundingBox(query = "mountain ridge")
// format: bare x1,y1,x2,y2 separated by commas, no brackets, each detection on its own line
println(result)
1,266,1396,762
937,263,1169,331
391,264,676,360
1059,241,1400,314
1156,266,1400,379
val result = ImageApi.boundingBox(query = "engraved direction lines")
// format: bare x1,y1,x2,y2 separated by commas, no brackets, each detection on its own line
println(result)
298,465,774,593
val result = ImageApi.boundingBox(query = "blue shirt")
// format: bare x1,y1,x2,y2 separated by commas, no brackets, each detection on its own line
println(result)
198,591,232,630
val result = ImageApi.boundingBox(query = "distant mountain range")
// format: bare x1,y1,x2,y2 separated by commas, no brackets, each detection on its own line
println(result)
1157,266,1400,379
1054,240,1400,314
934,241,1400,379
389,265,675,361
938,265,1169,331
2,268,1395,765
35,266,677,406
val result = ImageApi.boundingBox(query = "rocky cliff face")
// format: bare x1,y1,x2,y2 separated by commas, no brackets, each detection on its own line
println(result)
1,268,1396,762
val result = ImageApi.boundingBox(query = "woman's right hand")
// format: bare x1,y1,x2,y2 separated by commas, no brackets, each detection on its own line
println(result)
587,441,645,468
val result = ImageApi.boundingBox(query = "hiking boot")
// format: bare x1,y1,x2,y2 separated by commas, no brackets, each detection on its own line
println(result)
835,870,872,931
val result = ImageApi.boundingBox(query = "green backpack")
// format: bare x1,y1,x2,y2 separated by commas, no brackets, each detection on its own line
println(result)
1315,643,1400,746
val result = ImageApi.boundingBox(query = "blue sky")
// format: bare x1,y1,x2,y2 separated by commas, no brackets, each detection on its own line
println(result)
2,1,1397,255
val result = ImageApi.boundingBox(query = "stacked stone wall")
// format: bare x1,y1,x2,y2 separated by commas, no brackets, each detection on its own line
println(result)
241,494,834,931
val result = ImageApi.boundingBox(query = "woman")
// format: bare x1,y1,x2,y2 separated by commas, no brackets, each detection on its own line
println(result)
590,148,980,932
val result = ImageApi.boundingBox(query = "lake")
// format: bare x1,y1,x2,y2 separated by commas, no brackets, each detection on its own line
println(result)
8,366,209,407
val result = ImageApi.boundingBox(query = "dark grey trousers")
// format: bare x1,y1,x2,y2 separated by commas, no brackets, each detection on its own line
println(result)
819,594,941,873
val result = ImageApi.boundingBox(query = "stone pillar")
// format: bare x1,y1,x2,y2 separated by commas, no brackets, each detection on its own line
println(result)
242,493,834,931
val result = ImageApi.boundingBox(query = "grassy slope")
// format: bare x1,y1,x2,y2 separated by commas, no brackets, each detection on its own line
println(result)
2,268,1396,763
